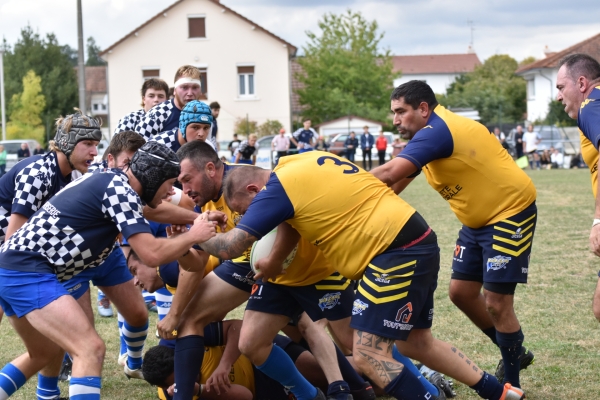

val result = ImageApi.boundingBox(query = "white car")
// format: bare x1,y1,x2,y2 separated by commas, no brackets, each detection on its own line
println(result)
0,139,42,171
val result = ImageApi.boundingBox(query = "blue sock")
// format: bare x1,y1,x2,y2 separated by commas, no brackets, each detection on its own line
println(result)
256,344,317,400
69,376,101,399
470,372,503,400
497,329,524,387
327,380,351,397
174,336,205,400
0,363,26,398
142,289,155,304
36,373,60,399
384,367,433,400
392,344,439,396
123,320,148,370
334,345,365,391
482,327,499,345
154,287,173,322
117,313,127,357
97,289,105,301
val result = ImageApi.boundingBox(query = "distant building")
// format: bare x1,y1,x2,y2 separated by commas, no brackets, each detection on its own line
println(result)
392,53,481,94
100,0,297,140
75,66,108,123
516,32,600,122
315,116,382,138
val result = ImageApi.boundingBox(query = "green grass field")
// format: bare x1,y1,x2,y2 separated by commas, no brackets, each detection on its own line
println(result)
1,168,599,399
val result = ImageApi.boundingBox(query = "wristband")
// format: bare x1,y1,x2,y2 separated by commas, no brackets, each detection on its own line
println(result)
593,219,600,228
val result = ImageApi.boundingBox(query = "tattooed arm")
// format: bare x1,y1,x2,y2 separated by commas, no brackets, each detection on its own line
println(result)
199,228,258,260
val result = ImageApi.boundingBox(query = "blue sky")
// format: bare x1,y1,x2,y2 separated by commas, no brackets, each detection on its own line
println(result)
1,0,599,62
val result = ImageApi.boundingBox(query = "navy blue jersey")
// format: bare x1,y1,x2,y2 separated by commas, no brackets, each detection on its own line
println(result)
135,99,181,141
0,168,151,281
158,261,180,288
579,87,600,148
234,140,257,160
149,128,181,153
0,152,71,242
114,109,145,136
292,128,317,149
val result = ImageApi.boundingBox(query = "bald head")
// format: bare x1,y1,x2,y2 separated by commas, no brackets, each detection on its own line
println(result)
223,166,270,214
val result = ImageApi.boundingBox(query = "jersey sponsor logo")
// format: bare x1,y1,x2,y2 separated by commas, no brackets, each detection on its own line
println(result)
395,302,413,323
382,319,413,330
318,292,341,311
232,272,255,286
67,283,82,293
42,202,61,218
374,273,391,284
521,267,528,274
453,245,465,262
581,98,596,110
428,308,434,321
591,163,598,174
352,299,369,315
511,228,523,239
438,184,463,201
486,255,512,271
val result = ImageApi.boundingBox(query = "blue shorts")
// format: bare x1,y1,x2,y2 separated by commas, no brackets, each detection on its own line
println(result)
213,261,255,293
62,247,132,300
0,269,69,318
351,243,439,341
298,148,313,154
237,159,253,165
451,202,537,284
246,272,354,322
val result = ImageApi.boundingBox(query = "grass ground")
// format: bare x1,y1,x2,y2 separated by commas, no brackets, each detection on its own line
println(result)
0,168,598,399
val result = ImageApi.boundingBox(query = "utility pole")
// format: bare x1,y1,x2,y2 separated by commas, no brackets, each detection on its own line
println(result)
467,19,476,51
0,49,6,141
77,0,86,114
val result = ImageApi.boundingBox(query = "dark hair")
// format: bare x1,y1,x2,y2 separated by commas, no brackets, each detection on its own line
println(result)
141,79,169,98
142,345,174,386
209,102,220,110
126,247,141,266
558,53,600,82
103,131,146,161
390,80,438,110
176,140,222,171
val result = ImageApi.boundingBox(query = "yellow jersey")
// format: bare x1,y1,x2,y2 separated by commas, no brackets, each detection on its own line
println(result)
199,346,255,396
578,87,600,198
237,152,415,280
398,105,536,228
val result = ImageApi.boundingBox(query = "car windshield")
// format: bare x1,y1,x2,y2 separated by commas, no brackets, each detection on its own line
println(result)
2,143,23,155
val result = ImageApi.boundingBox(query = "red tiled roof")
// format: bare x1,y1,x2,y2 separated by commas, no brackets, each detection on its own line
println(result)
516,32,600,73
392,53,481,74
99,0,297,56
74,66,107,93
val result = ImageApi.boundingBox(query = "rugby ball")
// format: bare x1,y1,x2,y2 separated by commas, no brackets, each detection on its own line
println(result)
250,228,298,274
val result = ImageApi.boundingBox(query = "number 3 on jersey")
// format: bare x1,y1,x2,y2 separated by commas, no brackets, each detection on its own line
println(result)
317,156,359,174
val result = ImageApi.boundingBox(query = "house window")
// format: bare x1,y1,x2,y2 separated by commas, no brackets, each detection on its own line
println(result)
142,69,160,80
189,17,206,38
238,66,255,96
198,68,208,100
527,79,535,100
93,104,99,111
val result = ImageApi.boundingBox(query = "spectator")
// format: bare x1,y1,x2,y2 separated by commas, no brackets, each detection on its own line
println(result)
33,143,45,155
0,145,6,177
570,152,586,169
540,149,551,169
291,119,317,153
550,147,564,169
493,127,510,152
271,128,290,165
375,131,388,166
344,132,358,162
228,133,242,160
314,136,329,152
514,125,525,159
234,134,258,165
17,143,30,159
523,124,541,169
360,126,375,170
392,137,407,158
209,101,220,150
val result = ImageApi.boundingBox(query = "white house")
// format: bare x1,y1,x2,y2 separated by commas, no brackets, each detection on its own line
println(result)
315,116,383,138
392,53,481,95
516,32,600,122
100,0,297,140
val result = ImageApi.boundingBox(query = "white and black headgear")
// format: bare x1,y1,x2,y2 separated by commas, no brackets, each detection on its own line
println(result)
130,142,180,204
54,112,102,162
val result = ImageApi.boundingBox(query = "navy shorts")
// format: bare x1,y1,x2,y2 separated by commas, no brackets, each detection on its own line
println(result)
246,272,354,322
62,247,133,300
451,202,537,284
351,243,439,341
213,261,255,293
0,269,69,318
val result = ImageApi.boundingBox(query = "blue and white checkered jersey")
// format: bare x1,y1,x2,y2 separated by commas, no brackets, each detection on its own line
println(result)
0,168,152,282
150,128,182,153
135,99,181,141
0,152,71,243
114,109,145,136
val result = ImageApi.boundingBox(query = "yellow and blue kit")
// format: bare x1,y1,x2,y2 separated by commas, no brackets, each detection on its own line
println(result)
578,86,600,198
236,151,441,340
398,105,538,286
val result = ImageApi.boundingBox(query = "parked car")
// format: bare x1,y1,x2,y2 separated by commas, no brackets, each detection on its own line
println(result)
506,125,579,155
0,139,41,171
327,132,395,162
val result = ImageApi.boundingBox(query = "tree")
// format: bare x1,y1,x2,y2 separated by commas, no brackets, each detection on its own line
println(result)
6,70,46,143
439,55,526,125
295,10,397,125
234,117,258,137
256,120,283,138
3,26,79,142
519,56,537,68
545,100,577,127
86,37,106,66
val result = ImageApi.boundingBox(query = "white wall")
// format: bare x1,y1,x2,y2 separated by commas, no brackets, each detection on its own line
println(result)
393,73,462,95
520,68,557,122
103,0,292,141
317,118,381,138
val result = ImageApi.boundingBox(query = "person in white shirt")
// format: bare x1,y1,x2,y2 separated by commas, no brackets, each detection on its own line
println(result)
272,129,290,165
550,147,564,169
523,125,541,169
